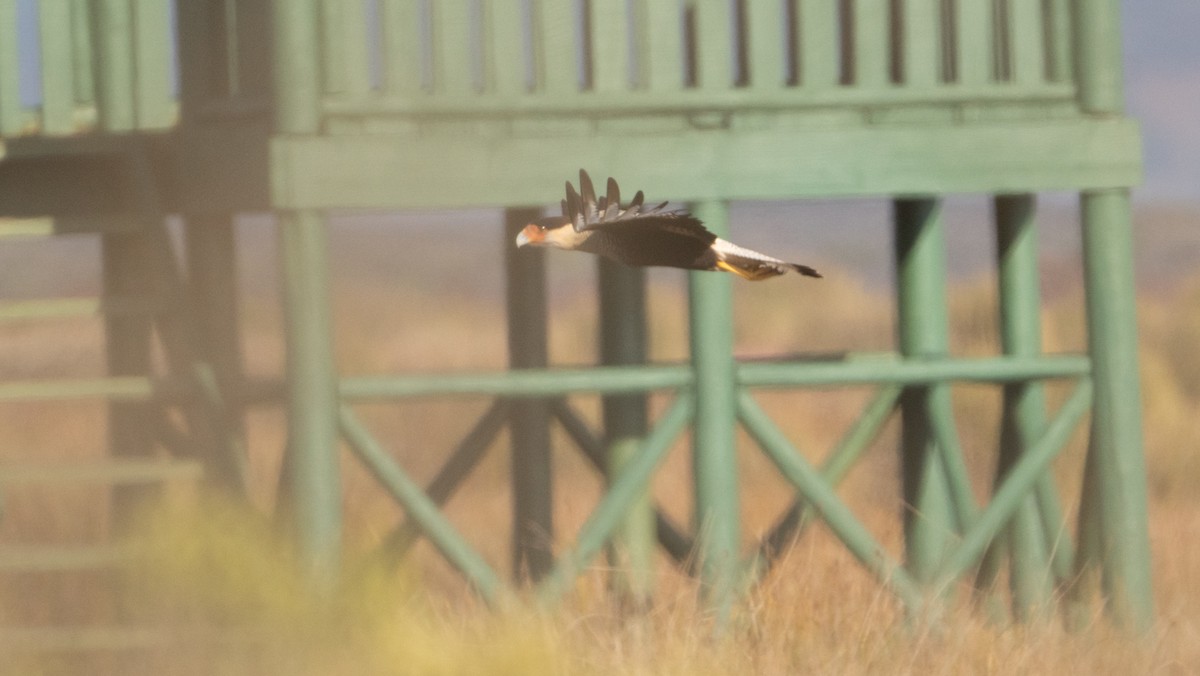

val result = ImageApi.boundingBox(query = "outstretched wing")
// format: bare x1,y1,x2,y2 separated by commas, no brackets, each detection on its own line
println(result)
563,170,717,246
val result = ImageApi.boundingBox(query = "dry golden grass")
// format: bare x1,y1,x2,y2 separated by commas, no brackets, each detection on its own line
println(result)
2,253,1199,674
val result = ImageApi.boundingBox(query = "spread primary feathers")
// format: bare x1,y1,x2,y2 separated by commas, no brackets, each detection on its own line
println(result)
515,170,821,281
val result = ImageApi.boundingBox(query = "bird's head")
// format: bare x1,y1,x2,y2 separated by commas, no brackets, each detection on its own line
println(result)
515,217,586,250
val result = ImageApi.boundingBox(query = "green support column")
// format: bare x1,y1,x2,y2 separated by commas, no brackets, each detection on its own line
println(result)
982,194,1054,620
894,198,957,587
1077,189,1154,630
598,257,654,605
273,0,341,581
688,200,739,620
279,209,342,580
1072,0,1153,631
506,208,554,582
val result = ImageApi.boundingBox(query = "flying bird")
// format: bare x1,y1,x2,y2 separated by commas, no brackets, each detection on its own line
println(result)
515,171,821,281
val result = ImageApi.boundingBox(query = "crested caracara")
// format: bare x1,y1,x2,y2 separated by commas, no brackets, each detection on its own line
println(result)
515,170,821,281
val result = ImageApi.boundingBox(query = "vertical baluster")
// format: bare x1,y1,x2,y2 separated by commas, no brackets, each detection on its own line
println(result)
900,0,940,86
955,0,991,85
534,0,578,93
489,0,526,94
746,0,784,88
1044,0,1071,83
431,0,474,95
590,0,629,92
380,0,423,95
633,0,683,91
342,0,373,95
319,0,346,93
70,0,94,107
851,0,889,88
799,0,839,88
0,0,22,134
40,0,75,133
689,0,733,89
132,0,173,127
92,0,136,131
321,0,372,95
1007,0,1045,85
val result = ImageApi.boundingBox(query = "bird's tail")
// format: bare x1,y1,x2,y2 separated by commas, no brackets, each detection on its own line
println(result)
713,247,822,281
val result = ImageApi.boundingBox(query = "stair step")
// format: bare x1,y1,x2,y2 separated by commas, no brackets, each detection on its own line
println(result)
0,544,128,571
0,296,162,322
0,625,176,652
0,458,203,485
0,376,189,403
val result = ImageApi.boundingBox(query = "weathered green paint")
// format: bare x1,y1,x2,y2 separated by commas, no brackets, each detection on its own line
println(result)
894,198,958,585
1078,189,1154,630
936,379,1093,586
378,402,509,563
538,394,694,605
278,210,342,581
982,194,1057,621
339,406,504,603
737,390,925,611
749,385,903,578
688,200,739,620
599,258,655,603
270,119,1141,210
550,400,695,565
38,0,75,134
0,0,1153,631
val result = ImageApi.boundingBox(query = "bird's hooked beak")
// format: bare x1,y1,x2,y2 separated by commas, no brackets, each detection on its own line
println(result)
515,223,544,248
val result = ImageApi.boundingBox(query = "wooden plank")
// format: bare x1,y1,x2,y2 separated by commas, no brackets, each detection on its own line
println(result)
379,0,423,95
132,0,174,127
0,626,176,652
1008,0,1046,85
852,0,889,88
432,0,474,95
0,458,203,485
271,117,1143,208
690,0,733,89
0,545,127,571
534,0,578,93
0,295,161,321
635,0,683,91
901,0,940,86
39,0,76,134
746,0,785,88
488,0,527,94
955,0,991,85
590,0,629,92
0,0,22,134
799,0,839,88
0,376,188,403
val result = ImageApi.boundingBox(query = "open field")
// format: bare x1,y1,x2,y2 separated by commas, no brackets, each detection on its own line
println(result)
0,201,1198,673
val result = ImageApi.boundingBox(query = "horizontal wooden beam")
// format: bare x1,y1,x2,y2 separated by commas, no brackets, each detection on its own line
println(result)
270,118,1141,209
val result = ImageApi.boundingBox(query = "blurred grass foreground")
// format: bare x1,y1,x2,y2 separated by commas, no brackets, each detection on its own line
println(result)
1,202,1199,674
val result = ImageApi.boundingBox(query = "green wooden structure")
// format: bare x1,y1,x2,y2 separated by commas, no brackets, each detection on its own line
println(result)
0,0,1152,649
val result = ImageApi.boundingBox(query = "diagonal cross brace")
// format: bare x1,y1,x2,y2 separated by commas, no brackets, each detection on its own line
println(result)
736,390,925,610
338,405,506,603
537,394,694,605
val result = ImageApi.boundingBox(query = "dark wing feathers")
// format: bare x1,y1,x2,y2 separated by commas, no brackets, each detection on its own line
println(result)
566,170,715,248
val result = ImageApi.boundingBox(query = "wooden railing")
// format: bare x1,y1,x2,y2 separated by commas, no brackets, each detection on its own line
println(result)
0,0,177,138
